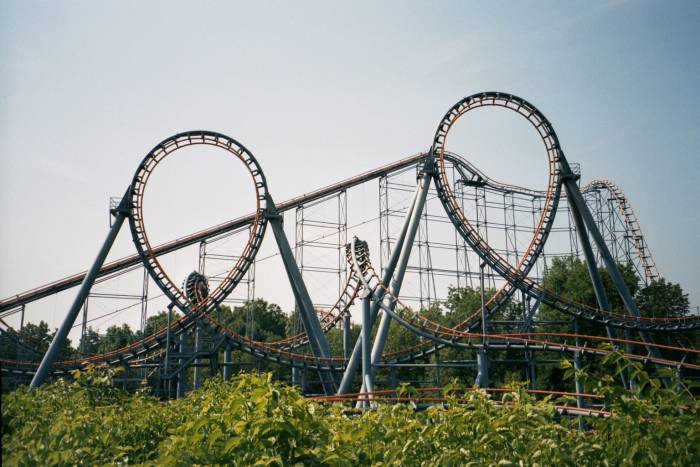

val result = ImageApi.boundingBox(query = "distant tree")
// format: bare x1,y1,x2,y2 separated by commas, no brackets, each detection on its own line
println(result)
21,321,52,352
218,299,288,341
536,256,639,335
17,321,75,359
636,278,690,318
0,330,20,359
635,278,698,350
139,310,183,338
77,326,101,355
97,324,135,353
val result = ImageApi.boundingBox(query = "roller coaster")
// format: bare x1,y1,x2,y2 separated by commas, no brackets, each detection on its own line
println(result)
1,92,698,411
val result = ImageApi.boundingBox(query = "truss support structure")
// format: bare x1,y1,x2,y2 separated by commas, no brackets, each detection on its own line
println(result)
265,195,337,394
343,163,434,398
30,190,130,388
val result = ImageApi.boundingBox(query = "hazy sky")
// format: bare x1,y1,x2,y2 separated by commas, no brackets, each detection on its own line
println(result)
1,0,699,336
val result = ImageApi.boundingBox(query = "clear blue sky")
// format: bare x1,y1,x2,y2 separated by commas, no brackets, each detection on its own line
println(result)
1,0,699,332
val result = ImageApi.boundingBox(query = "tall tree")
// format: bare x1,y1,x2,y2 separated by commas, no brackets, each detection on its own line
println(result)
636,278,690,318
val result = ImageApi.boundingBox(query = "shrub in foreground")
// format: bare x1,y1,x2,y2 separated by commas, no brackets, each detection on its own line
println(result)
2,357,699,466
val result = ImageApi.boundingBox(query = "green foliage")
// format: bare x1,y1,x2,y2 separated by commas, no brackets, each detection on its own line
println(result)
3,358,698,466
221,299,288,341
636,278,690,318
139,310,182,338
538,256,639,325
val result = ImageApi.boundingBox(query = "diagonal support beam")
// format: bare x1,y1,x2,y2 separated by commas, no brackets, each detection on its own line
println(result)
368,170,433,383
337,168,425,394
266,195,337,394
563,175,660,359
344,164,433,398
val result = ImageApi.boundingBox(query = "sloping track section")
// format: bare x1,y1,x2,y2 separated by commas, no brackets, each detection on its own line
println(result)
582,179,659,285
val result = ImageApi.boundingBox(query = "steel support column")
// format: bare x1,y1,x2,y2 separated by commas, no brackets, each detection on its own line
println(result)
573,351,585,430
367,169,433,386
476,347,489,388
164,303,173,398
223,344,232,381
336,178,422,394
343,312,351,359
177,332,187,398
360,294,373,408
266,195,336,394
563,177,660,357
193,323,203,390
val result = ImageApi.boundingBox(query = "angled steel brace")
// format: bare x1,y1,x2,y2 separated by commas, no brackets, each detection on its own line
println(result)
360,293,373,407
566,185,630,389
562,174,661,359
337,170,423,394
361,165,434,394
566,180,619,341
30,189,131,388
265,195,337,394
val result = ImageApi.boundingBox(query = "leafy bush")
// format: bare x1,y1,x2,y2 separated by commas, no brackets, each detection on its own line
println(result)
2,357,699,466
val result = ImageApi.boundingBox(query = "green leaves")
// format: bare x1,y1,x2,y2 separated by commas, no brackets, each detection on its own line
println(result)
3,366,699,466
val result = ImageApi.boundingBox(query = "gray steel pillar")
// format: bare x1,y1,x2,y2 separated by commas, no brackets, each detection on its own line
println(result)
343,312,351,359
367,170,433,383
177,331,188,397
337,179,422,394
223,344,232,381
360,294,373,407
266,196,336,394
193,323,202,390
566,183,616,345
573,351,585,430
476,347,489,388
480,261,488,339
434,346,441,387
522,291,536,389
566,174,646,388
564,178,659,357
390,367,397,389
164,303,173,398
30,197,128,389
527,350,536,389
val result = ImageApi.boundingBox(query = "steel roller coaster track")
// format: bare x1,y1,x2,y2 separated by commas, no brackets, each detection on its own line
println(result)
0,92,697,399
